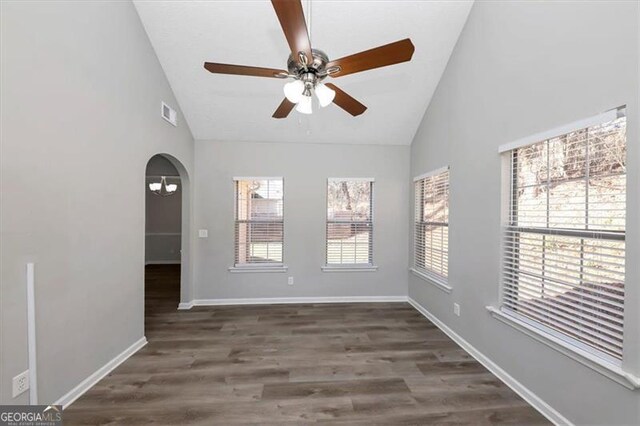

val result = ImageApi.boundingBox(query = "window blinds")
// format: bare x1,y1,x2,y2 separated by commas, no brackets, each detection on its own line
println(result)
234,178,284,265
414,168,449,280
326,179,374,265
502,114,626,361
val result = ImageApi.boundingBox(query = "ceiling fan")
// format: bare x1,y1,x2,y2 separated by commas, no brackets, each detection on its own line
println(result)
203,0,415,118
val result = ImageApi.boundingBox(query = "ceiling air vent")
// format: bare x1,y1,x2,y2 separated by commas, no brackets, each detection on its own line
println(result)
161,101,177,126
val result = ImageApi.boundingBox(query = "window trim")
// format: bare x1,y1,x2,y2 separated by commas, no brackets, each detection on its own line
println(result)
413,167,450,286
497,107,624,153
325,178,375,267
322,265,378,273
409,267,452,293
328,177,376,183
228,265,288,273
486,306,639,390
413,166,449,183
232,177,286,270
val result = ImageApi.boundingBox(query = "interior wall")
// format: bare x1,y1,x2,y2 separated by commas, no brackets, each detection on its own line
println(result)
408,1,639,425
0,1,194,404
193,140,410,301
145,156,182,264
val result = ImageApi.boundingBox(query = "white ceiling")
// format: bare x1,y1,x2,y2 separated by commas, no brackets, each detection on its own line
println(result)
134,0,473,145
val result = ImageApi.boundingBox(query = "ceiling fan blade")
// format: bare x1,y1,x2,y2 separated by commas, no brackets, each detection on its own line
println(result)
325,83,367,117
271,0,313,65
272,98,296,119
204,62,287,78
326,38,415,78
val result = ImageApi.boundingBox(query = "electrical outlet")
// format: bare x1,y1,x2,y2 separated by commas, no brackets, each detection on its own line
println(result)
453,303,460,317
12,370,29,398
287,276,294,286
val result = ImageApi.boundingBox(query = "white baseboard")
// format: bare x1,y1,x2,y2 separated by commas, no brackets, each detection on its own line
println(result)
407,297,571,426
177,301,194,310
55,336,147,409
145,260,181,265
178,295,407,308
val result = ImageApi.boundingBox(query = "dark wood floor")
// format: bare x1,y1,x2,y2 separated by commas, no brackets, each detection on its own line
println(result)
64,265,549,425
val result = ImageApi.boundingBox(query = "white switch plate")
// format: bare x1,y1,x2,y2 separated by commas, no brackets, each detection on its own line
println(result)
287,276,294,286
12,370,29,398
453,303,460,317
198,229,208,238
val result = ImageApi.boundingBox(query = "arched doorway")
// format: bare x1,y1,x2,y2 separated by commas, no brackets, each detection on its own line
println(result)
144,154,192,323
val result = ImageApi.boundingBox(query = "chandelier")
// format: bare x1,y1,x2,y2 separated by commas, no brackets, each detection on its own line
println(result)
148,176,178,197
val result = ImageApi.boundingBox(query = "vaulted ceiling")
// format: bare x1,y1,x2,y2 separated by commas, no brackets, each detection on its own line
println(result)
134,1,473,145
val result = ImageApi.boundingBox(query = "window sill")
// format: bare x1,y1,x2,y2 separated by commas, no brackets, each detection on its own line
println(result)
409,268,452,294
228,265,288,273
486,306,640,390
322,265,378,272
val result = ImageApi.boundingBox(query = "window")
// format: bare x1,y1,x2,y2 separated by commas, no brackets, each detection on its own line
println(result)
502,111,626,362
234,178,284,266
326,179,374,266
414,168,449,283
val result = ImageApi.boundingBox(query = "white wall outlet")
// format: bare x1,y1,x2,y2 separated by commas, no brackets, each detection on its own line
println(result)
453,303,461,317
287,276,294,286
198,229,208,238
12,370,29,398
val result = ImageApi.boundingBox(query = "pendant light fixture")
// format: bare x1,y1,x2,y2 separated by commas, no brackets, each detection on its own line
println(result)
148,176,178,196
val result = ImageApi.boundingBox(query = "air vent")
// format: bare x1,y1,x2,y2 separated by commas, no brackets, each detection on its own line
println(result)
161,101,177,126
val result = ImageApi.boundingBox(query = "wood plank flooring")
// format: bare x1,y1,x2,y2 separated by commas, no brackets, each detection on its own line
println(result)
64,265,549,425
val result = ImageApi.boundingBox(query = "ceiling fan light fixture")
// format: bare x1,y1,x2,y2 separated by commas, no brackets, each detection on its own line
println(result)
283,80,305,103
295,95,313,114
315,83,335,107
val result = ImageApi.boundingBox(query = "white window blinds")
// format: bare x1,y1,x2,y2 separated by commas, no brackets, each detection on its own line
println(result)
234,178,284,266
326,179,374,265
414,168,449,280
502,112,626,361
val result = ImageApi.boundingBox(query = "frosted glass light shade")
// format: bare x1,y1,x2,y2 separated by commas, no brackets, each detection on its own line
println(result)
283,80,305,103
149,182,162,191
295,95,313,114
165,184,178,193
315,83,335,107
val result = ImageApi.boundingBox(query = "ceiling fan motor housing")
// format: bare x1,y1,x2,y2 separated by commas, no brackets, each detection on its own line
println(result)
287,48,329,81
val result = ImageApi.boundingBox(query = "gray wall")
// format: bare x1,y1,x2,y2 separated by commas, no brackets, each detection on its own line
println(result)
193,141,409,300
408,1,639,425
0,1,194,404
146,156,182,264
